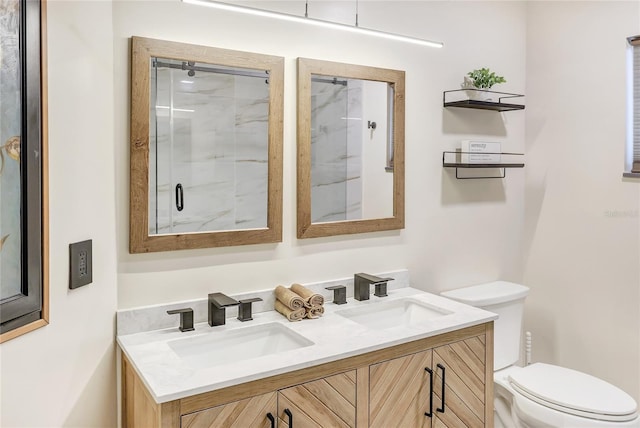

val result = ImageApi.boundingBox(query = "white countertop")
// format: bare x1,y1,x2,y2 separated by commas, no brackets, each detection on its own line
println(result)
117,286,496,403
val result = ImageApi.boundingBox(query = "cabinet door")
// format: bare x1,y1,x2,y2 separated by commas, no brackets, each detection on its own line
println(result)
432,336,486,428
369,349,433,428
278,370,356,428
181,391,277,428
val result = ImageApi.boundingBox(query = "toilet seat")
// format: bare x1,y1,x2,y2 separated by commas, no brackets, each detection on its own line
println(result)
508,363,638,423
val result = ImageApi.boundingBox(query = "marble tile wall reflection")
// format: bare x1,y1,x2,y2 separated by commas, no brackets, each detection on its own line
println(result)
149,61,269,234
310,78,363,223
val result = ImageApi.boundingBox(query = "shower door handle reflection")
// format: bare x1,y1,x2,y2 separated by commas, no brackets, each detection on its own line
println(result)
175,183,184,212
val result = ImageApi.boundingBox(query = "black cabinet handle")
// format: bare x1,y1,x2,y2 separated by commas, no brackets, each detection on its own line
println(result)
284,408,293,427
175,183,184,212
437,363,446,413
424,367,434,417
266,412,275,428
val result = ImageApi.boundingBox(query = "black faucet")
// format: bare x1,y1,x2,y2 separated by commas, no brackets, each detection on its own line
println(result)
353,273,394,301
166,308,194,332
208,293,239,326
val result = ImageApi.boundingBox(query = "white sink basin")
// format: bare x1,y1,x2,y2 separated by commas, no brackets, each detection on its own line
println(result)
336,298,453,330
168,322,313,369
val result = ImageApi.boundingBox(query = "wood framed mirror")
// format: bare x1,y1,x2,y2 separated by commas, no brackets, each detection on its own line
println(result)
130,37,283,253
296,58,405,239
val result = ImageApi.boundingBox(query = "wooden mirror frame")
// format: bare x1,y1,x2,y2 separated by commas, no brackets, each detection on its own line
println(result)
296,58,405,239
129,37,284,253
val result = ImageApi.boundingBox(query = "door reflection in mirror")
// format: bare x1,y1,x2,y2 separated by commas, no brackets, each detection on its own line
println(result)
310,75,394,223
149,58,270,235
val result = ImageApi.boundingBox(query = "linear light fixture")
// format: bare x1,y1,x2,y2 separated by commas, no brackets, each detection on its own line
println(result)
182,0,444,49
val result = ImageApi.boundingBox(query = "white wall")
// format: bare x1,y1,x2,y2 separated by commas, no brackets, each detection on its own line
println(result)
0,1,118,427
524,1,640,401
115,1,526,309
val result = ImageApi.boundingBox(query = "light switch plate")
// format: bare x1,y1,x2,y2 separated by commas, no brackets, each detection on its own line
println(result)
69,240,92,289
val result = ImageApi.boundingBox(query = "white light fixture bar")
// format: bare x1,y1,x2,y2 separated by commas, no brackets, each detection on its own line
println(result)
182,0,444,49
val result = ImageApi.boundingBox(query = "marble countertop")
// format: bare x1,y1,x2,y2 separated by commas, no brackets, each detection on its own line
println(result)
117,286,497,403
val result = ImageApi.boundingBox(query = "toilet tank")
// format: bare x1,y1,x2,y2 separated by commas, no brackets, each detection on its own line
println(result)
441,281,530,371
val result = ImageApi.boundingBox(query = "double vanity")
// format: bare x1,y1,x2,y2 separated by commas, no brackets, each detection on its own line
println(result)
121,36,496,427
117,271,497,427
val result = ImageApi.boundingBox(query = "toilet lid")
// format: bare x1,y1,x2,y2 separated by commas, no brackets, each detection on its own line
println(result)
509,363,638,422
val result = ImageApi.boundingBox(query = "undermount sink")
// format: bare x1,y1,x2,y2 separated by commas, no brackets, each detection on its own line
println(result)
168,322,313,369
336,298,453,330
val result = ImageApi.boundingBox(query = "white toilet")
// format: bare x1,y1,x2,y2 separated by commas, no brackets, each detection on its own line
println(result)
441,281,639,428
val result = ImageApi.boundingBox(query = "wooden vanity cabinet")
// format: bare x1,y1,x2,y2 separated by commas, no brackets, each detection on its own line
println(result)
121,322,493,428
370,335,488,428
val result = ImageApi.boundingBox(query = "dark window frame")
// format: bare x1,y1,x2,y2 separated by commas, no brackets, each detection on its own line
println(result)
0,0,48,341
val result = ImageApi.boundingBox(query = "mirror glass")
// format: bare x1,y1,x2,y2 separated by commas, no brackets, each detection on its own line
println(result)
149,58,269,234
130,37,283,253
297,58,405,238
310,76,394,223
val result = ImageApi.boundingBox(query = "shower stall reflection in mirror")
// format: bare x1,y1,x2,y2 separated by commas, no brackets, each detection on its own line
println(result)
309,76,394,224
149,58,270,235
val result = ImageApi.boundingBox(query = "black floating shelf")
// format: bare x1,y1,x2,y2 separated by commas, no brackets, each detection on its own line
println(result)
442,151,524,179
443,89,525,112
442,162,525,168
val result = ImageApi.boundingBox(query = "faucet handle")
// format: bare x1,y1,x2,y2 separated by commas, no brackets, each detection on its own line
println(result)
237,297,262,322
372,277,393,297
167,308,195,332
325,285,347,305
374,282,388,297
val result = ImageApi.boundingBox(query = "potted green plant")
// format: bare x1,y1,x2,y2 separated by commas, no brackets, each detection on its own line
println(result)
461,68,506,101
